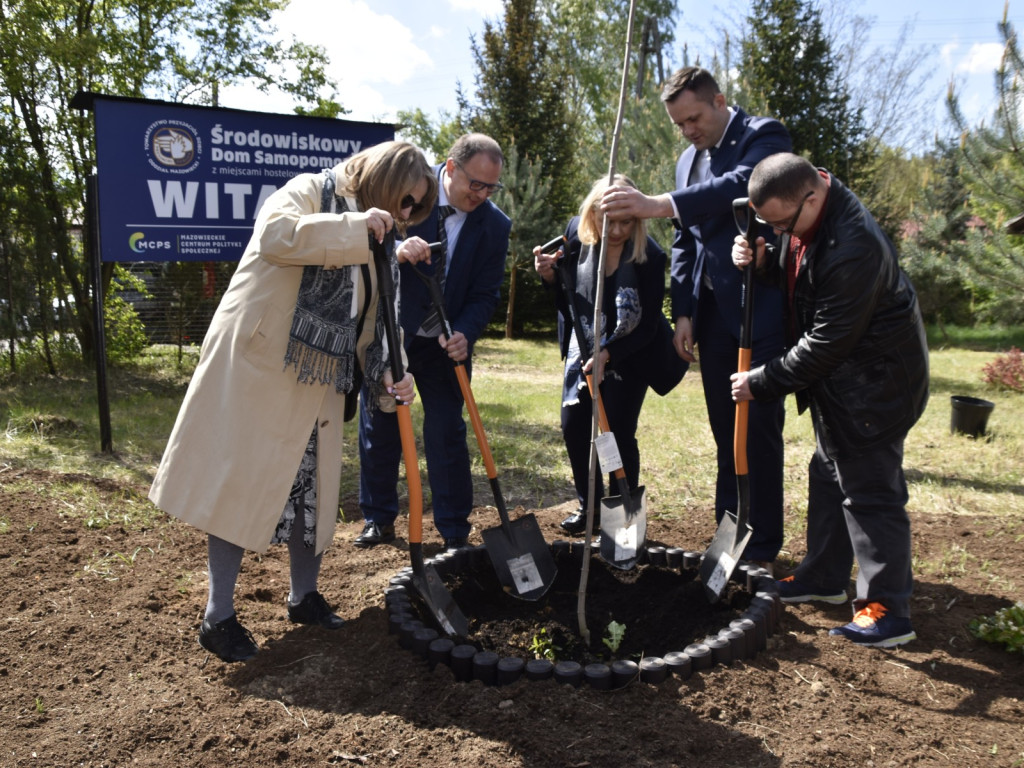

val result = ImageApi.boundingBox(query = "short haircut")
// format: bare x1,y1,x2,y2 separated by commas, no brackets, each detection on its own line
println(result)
577,174,648,264
749,153,822,207
340,141,437,233
448,133,504,167
661,66,721,106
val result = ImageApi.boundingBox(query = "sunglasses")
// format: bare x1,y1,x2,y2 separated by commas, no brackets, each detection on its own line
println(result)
754,190,814,235
454,161,504,195
400,194,426,216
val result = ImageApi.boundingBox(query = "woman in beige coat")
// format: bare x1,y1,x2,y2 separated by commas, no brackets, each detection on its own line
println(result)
149,141,437,663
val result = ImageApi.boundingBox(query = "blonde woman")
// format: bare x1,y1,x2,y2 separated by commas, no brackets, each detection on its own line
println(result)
533,175,680,535
150,141,436,662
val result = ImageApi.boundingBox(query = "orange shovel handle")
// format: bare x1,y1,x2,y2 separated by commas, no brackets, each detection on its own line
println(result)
454,365,498,481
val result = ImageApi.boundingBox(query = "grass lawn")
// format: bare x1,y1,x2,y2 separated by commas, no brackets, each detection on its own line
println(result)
1,333,1021,576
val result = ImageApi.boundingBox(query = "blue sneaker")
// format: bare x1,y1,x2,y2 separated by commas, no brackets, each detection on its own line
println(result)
829,603,916,648
775,575,847,604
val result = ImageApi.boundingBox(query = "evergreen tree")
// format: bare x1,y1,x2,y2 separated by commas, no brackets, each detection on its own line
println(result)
945,13,1024,325
492,144,556,338
458,0,576,219
739,0,866,185
900,140,975,332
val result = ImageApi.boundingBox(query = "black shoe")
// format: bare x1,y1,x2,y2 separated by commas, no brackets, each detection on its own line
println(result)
198,614,258,663
560,509,599,535
287,591,345,630
353,521,395,549
443,536,469,550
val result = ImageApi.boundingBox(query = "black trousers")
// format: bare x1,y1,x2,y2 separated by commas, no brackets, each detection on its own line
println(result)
796,433,914,617
561,368,647,511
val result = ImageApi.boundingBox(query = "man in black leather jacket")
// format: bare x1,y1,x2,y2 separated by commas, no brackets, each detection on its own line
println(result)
730,152,929,648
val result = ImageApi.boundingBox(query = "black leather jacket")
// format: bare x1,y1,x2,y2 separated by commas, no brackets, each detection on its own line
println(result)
748,173,929,459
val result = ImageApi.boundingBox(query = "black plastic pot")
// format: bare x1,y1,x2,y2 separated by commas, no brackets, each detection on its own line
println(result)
950,395,995,437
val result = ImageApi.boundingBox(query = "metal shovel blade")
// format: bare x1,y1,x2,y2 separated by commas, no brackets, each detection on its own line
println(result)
598,485,647,570
411,563,469,637
480,513,557,601
698,507,753,602
372,235,469,638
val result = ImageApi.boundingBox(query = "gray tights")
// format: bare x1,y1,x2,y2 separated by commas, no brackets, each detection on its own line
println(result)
204,531,322,625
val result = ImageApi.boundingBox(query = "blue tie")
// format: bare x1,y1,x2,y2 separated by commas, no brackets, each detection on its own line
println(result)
419,205,456,336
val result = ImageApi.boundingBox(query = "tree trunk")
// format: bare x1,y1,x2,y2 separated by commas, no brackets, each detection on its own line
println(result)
504,266,517,339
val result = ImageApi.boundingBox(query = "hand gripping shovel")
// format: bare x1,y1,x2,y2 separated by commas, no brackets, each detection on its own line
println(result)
699,198,757,602
412,245,557,600
551,250,646,570
371,234,468,636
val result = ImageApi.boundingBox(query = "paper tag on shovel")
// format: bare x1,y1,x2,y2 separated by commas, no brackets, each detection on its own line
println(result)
613,522,638,559
706,553,735,597
594,432,623,473
507,553,544,595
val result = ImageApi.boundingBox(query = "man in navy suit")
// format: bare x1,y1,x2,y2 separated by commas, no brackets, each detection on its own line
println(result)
601,67,791,568
355,133,511,550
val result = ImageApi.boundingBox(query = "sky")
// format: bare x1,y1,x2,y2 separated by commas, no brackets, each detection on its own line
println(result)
219,0,1019,146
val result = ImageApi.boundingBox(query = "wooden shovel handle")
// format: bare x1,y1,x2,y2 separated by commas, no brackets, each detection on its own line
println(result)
397,405,423,543
455,365,498,481
734,347,751,476
585,372,627,482
371,234,425,549
733,195,755,479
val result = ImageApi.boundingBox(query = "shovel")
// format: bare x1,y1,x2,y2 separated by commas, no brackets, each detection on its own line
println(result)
552,252,646,570
371,234,468,636
699,198,757,602
411,245,557,600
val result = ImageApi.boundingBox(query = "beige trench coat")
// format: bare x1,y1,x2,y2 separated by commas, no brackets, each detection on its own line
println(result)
149,163,396,554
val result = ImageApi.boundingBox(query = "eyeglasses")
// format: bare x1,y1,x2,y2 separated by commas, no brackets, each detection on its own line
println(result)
400,193,426,215
754,190,814,234
454,161,504,195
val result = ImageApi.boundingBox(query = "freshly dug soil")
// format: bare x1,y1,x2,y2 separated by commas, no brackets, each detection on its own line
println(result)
2,467,1023,768
417,540,754,665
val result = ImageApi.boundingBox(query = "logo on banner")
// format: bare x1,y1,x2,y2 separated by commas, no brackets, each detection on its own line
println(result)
144,119,202,174
129,231,172,254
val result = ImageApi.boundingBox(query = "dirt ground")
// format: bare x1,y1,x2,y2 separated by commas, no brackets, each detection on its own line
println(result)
2,466,1023,768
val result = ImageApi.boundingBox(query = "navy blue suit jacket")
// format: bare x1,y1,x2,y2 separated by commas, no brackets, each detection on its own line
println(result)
669,107,791,342
400,166,510,351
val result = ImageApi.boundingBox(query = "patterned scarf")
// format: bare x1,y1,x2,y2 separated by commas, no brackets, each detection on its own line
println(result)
283,167,390,394
573,241,641,352
563,241,642,406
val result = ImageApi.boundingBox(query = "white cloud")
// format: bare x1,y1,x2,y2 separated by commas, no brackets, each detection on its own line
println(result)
277,0,433,88
955,42,1005,75
218,0,484,122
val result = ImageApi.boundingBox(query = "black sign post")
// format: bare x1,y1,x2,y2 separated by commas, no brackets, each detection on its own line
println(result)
73,91,395,451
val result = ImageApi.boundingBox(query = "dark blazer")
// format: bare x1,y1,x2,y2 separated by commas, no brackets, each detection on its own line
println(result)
669,107,791,341
400,165,511,351
554,217,685,394
748,173,930,459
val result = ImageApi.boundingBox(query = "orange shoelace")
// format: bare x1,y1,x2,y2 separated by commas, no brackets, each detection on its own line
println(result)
851,602,887,627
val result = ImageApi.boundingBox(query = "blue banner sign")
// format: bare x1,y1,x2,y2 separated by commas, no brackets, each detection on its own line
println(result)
93,96,394,262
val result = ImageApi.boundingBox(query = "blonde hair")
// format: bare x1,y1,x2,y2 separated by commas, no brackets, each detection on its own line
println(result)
577,174,648,264
340,141,438,234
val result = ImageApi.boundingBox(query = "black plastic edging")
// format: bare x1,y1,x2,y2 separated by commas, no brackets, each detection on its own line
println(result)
383,540,780,689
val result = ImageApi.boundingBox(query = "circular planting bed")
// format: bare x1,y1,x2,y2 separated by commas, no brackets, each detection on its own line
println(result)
384,539,780,688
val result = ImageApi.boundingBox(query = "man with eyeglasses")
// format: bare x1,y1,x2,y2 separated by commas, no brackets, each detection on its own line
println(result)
599,66,791,572
730,152,929,647
355,133,511,551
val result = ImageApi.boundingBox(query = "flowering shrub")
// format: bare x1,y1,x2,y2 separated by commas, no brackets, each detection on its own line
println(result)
982,347,1024,392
